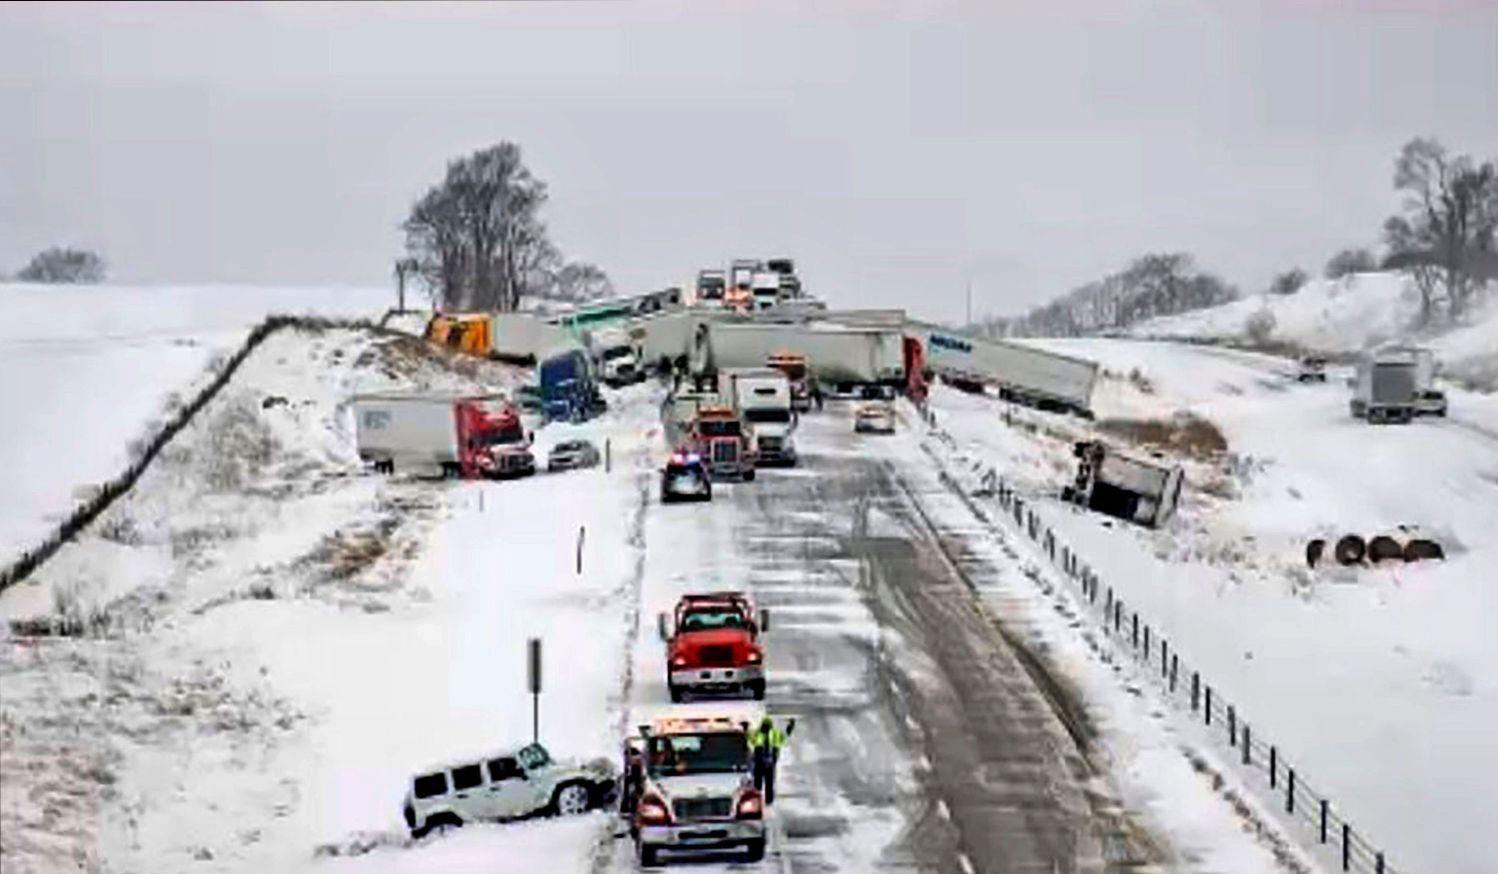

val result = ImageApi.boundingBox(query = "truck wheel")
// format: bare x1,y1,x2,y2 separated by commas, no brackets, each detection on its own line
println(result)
744,838,766,862
744,468,757,482
638,842,660,867
669,683,685,703
749,680,766,701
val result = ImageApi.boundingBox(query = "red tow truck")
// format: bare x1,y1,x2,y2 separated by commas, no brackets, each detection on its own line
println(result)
658,592,769,702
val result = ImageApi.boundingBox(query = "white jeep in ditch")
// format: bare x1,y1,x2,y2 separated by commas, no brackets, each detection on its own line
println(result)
401,742,615,838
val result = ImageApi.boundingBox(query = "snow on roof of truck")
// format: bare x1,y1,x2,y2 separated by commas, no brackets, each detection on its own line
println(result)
352,391,508,403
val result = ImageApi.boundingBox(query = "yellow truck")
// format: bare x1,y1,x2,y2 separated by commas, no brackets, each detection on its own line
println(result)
426,313,493,358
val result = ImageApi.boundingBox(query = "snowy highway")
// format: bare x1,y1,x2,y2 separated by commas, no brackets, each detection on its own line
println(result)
604,404,1164,873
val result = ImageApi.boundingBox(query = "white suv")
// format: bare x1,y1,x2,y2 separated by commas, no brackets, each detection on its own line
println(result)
402,742,614,838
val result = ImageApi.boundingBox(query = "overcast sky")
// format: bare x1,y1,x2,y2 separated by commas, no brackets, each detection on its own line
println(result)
2,1,1495,322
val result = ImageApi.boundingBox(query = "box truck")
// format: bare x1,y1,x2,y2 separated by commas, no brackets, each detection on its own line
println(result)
1350,351,1419,423
724,368,796,465
911,324,1098,417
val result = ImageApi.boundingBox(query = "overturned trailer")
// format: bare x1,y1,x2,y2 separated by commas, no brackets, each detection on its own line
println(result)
1063,441,1183,529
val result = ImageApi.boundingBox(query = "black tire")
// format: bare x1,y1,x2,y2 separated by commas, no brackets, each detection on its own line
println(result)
744,838,766,862
744,468,757,482
749,679,766,701
669,683,684,703
417,812,463,839
638,842,660,867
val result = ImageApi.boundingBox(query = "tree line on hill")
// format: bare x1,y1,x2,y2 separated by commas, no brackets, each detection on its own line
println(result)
982,137,1496,337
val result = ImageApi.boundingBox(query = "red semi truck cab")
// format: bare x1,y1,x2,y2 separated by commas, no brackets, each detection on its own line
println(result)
659,592,769,702
456,399,536,479
689,406,757,482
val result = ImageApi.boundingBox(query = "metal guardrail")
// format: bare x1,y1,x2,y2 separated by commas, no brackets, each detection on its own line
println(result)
945,452,1403,874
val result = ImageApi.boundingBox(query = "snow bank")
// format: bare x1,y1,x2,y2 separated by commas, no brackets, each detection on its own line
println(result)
0,323,665,873
927,337,1498,874
0,282,389,565
1129,271,1498,394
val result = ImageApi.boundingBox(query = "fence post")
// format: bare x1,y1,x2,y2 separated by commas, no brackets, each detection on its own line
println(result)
1205,687,1212,725
1271,747,1278,788
1228,706,1236,746
1161,639,1168,678
1342,823,1350,871
1170,655,1178,692
1143,625,1151,660
1242,724,1251,765
1106,586,1113,613
1376,852,1385,873
1287,769,1296,814
1131,613,1139,649
1319,799,1328,842
1191,672,1200,711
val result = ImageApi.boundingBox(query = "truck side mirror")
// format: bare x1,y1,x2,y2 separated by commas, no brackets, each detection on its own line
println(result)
657,612,670,642
758,609,770,633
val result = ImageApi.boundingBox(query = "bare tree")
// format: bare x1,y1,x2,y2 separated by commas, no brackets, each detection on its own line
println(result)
1382,137,1498,324
1269,267,1308,295
554,261,615,302
1324,247,1376,280
16,247,107,284
402,142,552,312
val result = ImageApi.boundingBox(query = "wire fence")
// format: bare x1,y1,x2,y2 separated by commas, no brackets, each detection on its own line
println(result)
956,459,1401,874
0,310,403,594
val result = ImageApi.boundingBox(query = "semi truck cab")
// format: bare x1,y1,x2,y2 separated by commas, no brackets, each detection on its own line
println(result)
690,406,757,481
659,592,769,702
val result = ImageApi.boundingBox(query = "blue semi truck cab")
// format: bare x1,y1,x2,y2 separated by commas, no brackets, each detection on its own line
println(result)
539,348,607,423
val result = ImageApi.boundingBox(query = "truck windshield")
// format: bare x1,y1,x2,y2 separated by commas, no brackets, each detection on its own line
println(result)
540,358,579,386
698,420,741,438
477,423,525,446
680,610,745,632
647,732,748,776
602,347,633,361
743,410,790,425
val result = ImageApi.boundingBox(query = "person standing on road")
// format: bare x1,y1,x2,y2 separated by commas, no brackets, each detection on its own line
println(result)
747,715,795,804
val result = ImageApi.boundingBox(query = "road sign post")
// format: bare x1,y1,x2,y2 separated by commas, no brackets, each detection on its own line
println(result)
527,638,542,744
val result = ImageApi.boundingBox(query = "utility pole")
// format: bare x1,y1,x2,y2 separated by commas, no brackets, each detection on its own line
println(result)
394,258,419,314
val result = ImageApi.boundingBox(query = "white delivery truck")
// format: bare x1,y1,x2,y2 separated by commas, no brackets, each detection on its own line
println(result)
911,323,1098,417
1350,350,1419,423
351,392,535,479
724,367,796,465
1064,441,1183,529
490,312,576,364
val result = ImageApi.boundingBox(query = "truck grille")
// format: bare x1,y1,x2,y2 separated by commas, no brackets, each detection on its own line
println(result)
673,797,733,821
712,442,737,464
698,645,735,666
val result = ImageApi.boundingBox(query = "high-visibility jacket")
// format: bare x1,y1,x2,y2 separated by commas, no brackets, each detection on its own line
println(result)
748,722,788,752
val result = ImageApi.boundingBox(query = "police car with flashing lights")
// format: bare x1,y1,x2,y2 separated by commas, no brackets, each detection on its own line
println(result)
661,450,713,503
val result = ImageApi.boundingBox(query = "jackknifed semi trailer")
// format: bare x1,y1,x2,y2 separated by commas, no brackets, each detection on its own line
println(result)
907,323,1098,417
693,322,905,389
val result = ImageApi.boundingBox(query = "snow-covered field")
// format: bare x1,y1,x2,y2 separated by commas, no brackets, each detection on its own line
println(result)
930,331,1498,872
1129,271,1498,393
0,282,390,566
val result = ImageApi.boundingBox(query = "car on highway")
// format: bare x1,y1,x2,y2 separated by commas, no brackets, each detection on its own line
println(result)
548,438,601,472
401,742,615,838
1414,388,1448,417
625,713,766,866
854,402,896,434
661,450,713,503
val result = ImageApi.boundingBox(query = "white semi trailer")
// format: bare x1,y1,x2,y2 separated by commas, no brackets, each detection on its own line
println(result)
909,323,1098,417
696,322,905,388
1350,350,1419,423
490,313,577,364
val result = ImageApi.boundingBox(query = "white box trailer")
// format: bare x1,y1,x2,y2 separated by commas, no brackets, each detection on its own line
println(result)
910,323,1098,416
698,322,904,386
491,313,576,363
351,391,533,478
